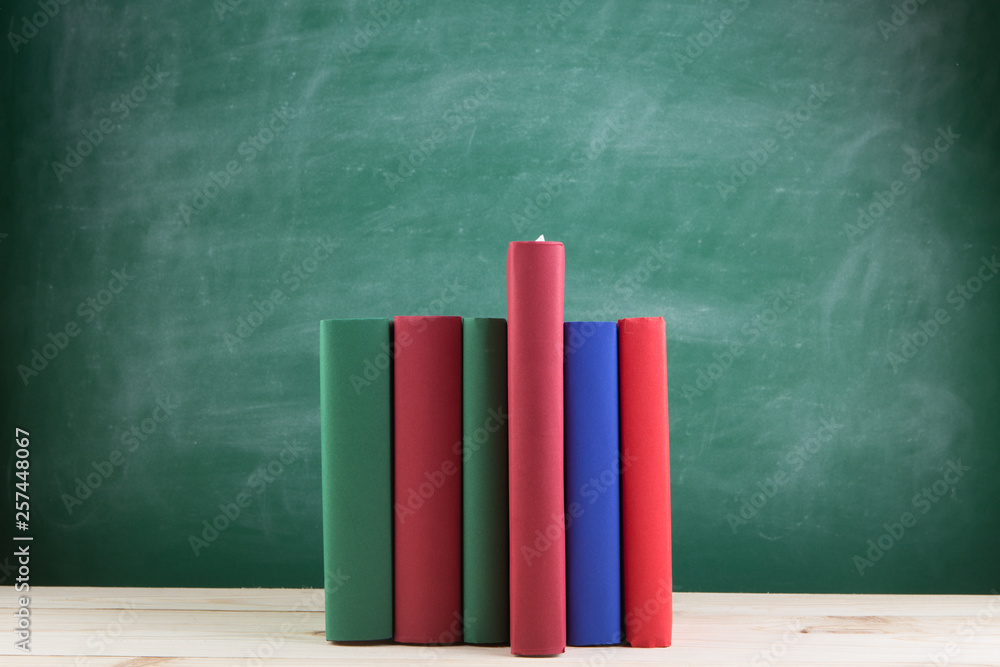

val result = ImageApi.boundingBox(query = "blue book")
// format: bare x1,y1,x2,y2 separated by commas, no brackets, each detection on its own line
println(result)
564,321,622,646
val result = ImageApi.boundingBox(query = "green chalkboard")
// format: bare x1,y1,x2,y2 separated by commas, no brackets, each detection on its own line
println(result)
2,0,998,594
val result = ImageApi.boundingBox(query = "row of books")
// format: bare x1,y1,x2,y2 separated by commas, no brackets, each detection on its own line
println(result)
319,240,671,656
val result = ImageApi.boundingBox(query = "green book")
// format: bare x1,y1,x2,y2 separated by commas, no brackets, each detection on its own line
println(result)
462,318,510,644
320,318,393,641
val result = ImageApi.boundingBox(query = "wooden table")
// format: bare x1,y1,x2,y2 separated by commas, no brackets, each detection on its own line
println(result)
3,587,999,665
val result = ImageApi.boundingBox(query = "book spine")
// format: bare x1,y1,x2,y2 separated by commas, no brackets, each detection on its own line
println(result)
564,321,622,646
506,241,566,656
618,317,672,648
393,316,463,643
462,318,510,644
319,318,393,641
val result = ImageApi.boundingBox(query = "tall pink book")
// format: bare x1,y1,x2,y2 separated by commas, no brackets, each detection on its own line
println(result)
506,240,566,656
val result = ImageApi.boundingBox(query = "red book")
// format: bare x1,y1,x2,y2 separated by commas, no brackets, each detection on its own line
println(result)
618,317,672,647
506,241,566,656
393,316,463,644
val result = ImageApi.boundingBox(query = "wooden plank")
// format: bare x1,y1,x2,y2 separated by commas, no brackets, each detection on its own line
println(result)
19,586,325,612
2,588,998,665
19,586,1000,615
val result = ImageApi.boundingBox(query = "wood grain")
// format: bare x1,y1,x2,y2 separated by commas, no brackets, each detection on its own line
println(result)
3,588,999,665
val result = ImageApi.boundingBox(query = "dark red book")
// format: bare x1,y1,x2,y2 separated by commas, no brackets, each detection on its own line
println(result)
506,240,566,656
618,317,672,647
393,316,463,644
